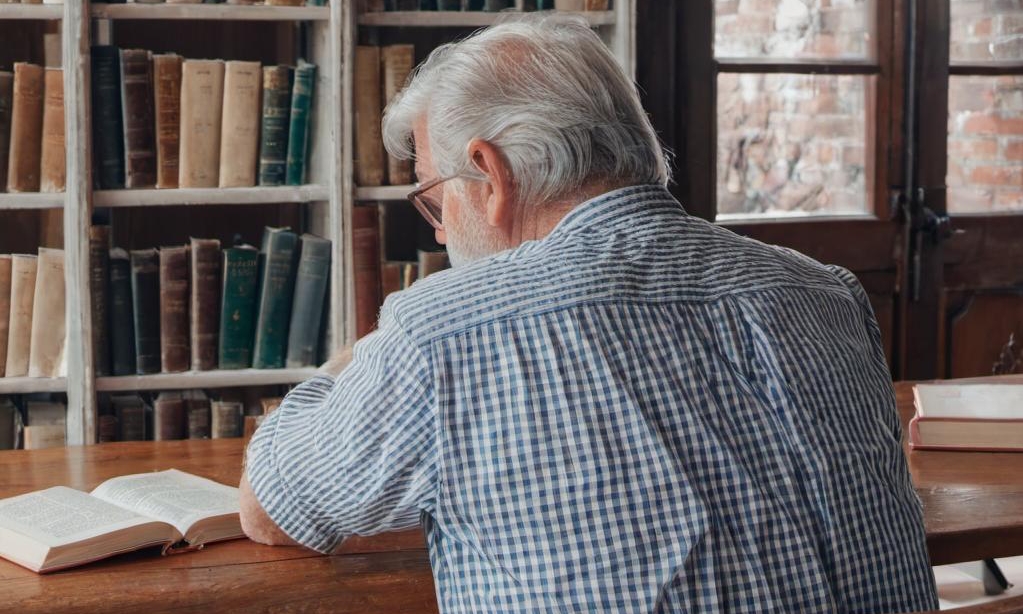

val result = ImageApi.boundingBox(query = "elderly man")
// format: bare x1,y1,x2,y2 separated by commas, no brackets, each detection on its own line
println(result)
240,14,938,613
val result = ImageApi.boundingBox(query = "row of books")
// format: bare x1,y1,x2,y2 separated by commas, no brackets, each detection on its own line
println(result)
372,0,608,10
90,226,330,377
0,249,67,379
90,0,328,5
0,66,66,194
91,48,316,191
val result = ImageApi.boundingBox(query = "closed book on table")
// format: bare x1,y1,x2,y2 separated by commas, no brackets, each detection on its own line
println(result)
119,49,157,189
354,47,384,187
257,65,293,186
285,234,330,368
910,383,1023,452
153,54,183,189
0,255,10,376
252,229,299,369
39,68,65,193
218,61,262,188
159,246,190,373
179,59,225,188
285,61,316,186
211,400,243,438
354,207,381,339
112,395,146,441
89,226,112,377
7,63,44,193
0,71,13,191
219,245,259,369
153,392,186,441
190,238,221,370
28,248,66,378
109,248,137,376
5,255,38,377
130,249,161,375
184,390,211,439
91,46,125,190
381,46,414,185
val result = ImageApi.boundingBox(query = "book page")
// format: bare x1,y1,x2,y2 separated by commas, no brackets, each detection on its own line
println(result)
0,486,154,547
91,469,239,537
914,384,1023,420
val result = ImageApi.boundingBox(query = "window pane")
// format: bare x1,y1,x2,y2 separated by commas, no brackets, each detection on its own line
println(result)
947,75,1023,214
715,0,875,60
717,73,871,219
951,0,1023,62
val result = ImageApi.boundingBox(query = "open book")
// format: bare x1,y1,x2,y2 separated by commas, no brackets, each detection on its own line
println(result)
910,383,1023,451
0,469,243,573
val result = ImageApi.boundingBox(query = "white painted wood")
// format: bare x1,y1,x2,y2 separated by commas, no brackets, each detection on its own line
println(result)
0,377,68,395
0,193,65,210
355,184,413,202
0,4,62,19
93,185,329,207
95,368,319,393
358,10,615,27
90,4,328,21
339,0,356,349
63,0,94,445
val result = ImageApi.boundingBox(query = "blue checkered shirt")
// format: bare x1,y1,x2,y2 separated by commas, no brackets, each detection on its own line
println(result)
247,185,938,613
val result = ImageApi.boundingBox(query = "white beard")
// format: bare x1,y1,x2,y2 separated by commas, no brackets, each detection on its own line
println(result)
444,208,508,268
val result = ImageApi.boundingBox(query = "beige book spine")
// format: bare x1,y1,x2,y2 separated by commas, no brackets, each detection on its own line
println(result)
23,425,65,449
28,248,66,378
6,63,45,193
5,254,37,377
39,68,65,193
218,61,262,188
265,0,305,5
178,60,225,189
354,46,385,187
381,45,414,186
0,256,10,377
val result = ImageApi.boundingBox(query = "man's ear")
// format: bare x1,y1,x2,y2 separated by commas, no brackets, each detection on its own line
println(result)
466,138,515,228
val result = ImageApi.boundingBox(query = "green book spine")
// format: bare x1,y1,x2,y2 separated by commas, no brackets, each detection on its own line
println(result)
252,229,299,369
91,46,125,190
285,62,316,186
285,235,331,368
109,248,136,376
306,0,326,6
257,66,293,187
129,249,161,375
482,0,510,9
218,246,259,370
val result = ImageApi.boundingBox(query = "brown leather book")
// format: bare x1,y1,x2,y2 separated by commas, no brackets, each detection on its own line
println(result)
0,255,10,376
120,49,157,189
353,206,382,338
381,45,414,186
218,61,262,188
0,71,13,192
39,68,65,193
159,245,191,373
97,414,118,443
178,60,225,188
211,400,243,438
153,392,186,441
5,254,37,377
6,63,45,193
153,54,183,189
89,225,112,377
265,0,304,5
28,248,66,378
260,396,283,415
354,46,385,187
189,237,221,370
184,390,211,439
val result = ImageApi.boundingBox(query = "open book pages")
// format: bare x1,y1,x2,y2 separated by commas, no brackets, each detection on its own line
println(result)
0,470,242,573
910,383,1023,451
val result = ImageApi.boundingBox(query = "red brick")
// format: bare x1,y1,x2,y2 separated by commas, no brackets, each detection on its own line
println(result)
948,138,999,160
1005,140,1023,161
962,113,1023,136
994,188,1023,211
947,187,994,214
969,165,1023,186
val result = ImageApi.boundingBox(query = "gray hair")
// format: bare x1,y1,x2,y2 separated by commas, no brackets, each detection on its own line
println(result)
381,13,670,207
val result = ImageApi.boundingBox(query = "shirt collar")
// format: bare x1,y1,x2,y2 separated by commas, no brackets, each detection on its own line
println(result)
546,184,684,239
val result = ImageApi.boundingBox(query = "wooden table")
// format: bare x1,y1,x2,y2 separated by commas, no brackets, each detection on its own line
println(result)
2,382,1021,612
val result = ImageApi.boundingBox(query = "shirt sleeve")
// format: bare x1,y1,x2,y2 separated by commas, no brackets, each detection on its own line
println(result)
244,306,437,553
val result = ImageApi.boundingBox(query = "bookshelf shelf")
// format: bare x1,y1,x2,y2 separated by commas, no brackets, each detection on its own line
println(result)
0,193,65,210
0,377,68,395
90,3,329,22
355,185,413,202
357,10,616,28
93,185,330,208
95,368,319,393
0,4,62,20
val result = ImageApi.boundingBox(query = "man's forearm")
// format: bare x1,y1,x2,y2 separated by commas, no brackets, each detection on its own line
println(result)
238,472,301,547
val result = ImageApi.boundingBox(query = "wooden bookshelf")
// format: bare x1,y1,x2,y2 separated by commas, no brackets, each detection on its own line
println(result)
90,3,329,21
0,193,65,210
95,368,318,393
355,185,413,202
0,377,67,395
94,185,329,208
357,10,616,28
0,4,62,20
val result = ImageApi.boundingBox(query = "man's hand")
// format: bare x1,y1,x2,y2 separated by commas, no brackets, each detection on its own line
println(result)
239,472,301,547
318,346,354,378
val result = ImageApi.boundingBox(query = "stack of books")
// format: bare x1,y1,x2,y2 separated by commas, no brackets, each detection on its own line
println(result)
90,226,330,376
0,250,67,380
370,0,608,11
0,65,66,194
910,380,1023,451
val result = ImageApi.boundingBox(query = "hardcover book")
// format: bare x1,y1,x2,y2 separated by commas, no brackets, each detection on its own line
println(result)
184,390,211,439
159,246,191,373
28,248,66,378
190,238,221,370
258,65,293,186
119,49,157,188
89,226,112,377
353,207,381,339
130,249,161,375
219,245,259,369
910,383,1023,452
153,54,183,189
39,68,65,193
218,61,262,188
112,394,146,441
5,254,38,377
179,60,225,188
0,470,243,573
211,400,243,438
285,61,316,186
91,46,125,190
285,234,330,367
153,392,186,441
252,228,299,368
7,63,44,193
354,47,385,187
109,248,137,376
381,46,414,185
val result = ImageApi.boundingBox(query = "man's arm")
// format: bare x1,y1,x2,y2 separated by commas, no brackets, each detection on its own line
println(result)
239,472,300,546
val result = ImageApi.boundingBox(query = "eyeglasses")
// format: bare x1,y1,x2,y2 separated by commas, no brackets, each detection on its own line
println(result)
406,174,463,231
